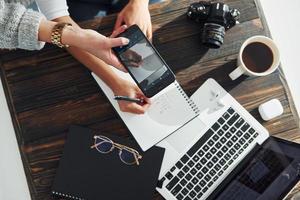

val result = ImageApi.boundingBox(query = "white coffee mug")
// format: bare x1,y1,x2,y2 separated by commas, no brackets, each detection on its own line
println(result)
229,35,280,80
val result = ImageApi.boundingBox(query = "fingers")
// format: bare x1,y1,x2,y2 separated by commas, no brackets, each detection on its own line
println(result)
115,65,128,73
141,102,151,111
109,56,127,72
147,23,153,41
105,51,126,72
136,91,151,105
114,63,128,72
122,100,151,114
119,101,148,114
126,103,147,114
141,96,151,106
110,25,127,38
107,37,129,48
137,24,152,41
119,93,151,114
114,14,124,31
105,56,122,70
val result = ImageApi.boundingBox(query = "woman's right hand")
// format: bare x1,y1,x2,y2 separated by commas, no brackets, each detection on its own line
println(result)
111,78,151,114
39,19,129,71
79,26,129,71
63,25,129,71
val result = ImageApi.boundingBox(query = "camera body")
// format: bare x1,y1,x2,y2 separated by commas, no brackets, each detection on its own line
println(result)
187,1,240,48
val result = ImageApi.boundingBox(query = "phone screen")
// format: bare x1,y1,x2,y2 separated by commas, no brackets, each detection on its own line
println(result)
118,36,168,90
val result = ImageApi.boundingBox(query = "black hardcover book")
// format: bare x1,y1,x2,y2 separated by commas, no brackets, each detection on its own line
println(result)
52,125,165,200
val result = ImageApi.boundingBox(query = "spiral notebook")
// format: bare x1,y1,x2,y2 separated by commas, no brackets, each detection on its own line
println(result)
92,67,199,151
52,125,165,200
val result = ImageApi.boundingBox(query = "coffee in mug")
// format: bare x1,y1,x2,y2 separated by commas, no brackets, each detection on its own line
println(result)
229,36,280,80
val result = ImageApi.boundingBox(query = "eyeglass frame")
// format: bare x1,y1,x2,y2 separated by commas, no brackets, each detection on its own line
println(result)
91,135,142,165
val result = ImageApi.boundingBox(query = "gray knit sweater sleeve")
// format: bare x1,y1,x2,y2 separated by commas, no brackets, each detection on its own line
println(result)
0,0,45,50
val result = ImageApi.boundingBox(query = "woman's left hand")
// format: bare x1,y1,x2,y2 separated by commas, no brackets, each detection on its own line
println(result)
114,0,152,39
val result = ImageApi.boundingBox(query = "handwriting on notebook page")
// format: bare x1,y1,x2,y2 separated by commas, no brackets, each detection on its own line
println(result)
147,89,193,126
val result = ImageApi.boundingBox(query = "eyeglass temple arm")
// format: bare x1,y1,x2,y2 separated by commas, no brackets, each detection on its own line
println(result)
135,154,143,165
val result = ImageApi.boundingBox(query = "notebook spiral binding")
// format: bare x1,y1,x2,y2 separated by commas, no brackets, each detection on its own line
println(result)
174,81,200,115
52,191,84,200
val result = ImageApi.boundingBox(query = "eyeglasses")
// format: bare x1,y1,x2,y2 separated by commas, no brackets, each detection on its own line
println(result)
91,135,142,165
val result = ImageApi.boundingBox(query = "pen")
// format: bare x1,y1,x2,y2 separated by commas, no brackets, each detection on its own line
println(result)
114,96,144,104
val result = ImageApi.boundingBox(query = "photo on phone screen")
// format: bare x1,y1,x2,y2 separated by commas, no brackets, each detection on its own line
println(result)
119,38,168,89
113,25,175,97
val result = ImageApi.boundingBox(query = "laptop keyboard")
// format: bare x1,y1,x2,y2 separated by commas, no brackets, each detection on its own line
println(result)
162,107,259,200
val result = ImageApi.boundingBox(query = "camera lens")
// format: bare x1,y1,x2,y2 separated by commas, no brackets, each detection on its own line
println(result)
202,23,225,49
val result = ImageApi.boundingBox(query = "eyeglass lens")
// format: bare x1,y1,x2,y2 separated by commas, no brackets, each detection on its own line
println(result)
120,148,137,165
95,137,113,153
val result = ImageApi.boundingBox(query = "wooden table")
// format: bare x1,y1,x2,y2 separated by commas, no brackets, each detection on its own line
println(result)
0,0,299,199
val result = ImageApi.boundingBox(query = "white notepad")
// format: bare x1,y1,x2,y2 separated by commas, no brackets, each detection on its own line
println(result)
92,68,199,151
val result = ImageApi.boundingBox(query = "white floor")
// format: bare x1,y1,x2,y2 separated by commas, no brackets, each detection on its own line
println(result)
0,1,299,199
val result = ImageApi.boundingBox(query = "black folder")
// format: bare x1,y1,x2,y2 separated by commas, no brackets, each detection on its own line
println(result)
52,125,165,200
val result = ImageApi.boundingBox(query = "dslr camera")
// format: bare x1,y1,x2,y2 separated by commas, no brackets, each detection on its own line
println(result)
187,1,240,48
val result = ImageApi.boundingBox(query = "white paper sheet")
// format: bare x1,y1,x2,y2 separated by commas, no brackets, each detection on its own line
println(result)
92,68,198,151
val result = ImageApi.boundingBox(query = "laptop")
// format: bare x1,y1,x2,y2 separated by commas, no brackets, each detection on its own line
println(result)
156,78,270,199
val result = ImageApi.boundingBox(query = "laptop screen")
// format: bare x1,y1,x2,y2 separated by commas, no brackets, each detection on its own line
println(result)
212,137,300,200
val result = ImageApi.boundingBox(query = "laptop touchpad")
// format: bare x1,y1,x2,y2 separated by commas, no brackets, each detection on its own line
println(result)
164,118,206,154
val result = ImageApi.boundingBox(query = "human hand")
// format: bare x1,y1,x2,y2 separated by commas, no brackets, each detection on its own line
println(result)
112,78,151,114
75,25,129,71
114,0,152,39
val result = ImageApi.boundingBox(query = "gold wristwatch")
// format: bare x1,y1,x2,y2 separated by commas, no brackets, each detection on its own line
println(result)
51,22,72,48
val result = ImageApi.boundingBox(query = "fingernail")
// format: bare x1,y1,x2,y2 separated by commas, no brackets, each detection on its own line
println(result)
122,38,130,45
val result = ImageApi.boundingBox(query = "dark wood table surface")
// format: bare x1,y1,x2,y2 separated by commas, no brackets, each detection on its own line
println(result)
1,0,300,199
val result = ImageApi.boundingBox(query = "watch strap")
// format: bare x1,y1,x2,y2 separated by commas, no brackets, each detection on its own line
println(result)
51,23,72,48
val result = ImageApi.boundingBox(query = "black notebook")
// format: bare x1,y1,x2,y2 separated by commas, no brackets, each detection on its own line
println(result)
52,125,165,200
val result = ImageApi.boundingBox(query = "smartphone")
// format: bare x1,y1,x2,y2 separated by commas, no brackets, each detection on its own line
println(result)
112,25,175,98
